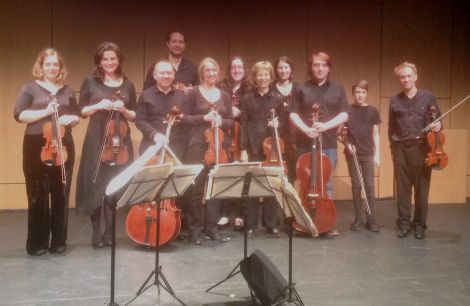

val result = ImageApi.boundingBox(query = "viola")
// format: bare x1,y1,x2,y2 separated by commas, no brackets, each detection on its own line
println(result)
337,125,371,216
125,107,183,247
229,94,241,161
101,91,129,166
295,104,336,234
263,109,287,173
204,106,228,166
425,106,448,170
40,95,67,184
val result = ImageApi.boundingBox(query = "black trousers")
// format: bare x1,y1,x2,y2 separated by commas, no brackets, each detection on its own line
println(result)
345,153,376,224
392,141,431,231
23,134,74,254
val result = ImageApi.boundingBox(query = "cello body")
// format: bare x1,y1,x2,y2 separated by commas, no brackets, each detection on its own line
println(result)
125,200,181,247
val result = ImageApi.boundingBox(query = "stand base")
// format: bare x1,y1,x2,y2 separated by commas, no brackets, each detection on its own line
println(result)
125,267,186,306
271,284,304,306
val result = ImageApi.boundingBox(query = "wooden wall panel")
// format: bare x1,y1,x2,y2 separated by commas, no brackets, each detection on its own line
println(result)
308,0,382,108
52,0,145,91
381,0,452,98
378,98,394,198
429,130,467,203
228,1,309,82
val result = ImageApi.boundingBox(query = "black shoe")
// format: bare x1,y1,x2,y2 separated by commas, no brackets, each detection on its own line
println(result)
49,245,67,254
268,227,281,237
396,227,410,238
204,232,231,242
30,248,47,256
247,229,254,238
365,222,380,232
103,237,112,247
414,230,425,240
350,220,363,231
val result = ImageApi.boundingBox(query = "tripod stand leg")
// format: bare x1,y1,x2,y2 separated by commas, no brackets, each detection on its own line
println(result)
107,195,120,306
157,269,187,306
205,262,242,292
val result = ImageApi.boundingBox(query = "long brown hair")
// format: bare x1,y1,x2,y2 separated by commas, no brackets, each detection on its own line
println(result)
220,56,251,94
92,42,126,82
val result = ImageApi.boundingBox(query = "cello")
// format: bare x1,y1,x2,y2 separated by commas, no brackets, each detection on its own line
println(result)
295,104,336,234
125,107,182,247
40,94,67,184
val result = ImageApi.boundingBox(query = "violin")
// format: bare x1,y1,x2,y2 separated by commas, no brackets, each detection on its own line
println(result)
295,104,336,234
229,94,241,161
101,91,129,166
337,125,371,216
425,106,448,170
125,107,183,248
263,109,287,173
41,94,67,184
204,105,228,166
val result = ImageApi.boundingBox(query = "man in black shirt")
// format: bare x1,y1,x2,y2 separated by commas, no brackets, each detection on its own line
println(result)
143,31,199,91
290,52,348,236
388,62,442,240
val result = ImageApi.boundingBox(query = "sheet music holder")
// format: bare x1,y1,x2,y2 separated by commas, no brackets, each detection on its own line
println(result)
122,162,203,306
267,177,318,306
205,162,283,299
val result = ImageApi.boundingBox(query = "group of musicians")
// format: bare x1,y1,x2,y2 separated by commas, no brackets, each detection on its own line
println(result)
14,31,442,256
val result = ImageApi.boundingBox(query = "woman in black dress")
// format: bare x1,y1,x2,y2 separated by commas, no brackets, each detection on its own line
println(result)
239,61,282,237
14,48,80,255
182,57,233,244
272,56,299,182
75,42,136,248
218,56,251,230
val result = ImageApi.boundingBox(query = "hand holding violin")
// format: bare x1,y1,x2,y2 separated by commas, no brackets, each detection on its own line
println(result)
58,114,79,127
204,110,222,127
95,98,114,111
430,121,442,132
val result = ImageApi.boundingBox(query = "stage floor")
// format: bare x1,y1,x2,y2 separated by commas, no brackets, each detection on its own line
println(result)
1,199,470,306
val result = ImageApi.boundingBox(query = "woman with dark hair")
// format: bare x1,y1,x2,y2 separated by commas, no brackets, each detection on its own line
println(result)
75,42,136,248
217,57,251,230
181,57,233,244
14,48,80,255
272,56,299,182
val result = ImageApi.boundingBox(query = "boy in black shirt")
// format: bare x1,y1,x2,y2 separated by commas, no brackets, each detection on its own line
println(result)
342,80,381,232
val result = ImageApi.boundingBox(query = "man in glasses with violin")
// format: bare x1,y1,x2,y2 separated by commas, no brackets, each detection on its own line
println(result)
388,62,442,240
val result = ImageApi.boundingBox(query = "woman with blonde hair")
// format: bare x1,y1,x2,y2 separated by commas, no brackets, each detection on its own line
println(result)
182,57,234,244
14,48,80,255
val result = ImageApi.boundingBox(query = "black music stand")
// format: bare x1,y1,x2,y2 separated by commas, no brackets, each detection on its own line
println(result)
117,163,203,306
204,163,283,298
104,142,165,306
268,177,318,306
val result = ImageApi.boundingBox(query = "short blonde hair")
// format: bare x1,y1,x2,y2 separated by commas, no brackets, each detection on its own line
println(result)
32,48,67,81
394,61,418,77
251,61,274,84
198,57,220,83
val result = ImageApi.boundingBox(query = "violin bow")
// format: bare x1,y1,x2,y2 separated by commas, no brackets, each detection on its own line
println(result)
421,94,470,134
50,94,67,185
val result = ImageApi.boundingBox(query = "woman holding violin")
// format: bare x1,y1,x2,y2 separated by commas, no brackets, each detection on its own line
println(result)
75,42,136,248
218,56,252,230
341,80,381,232
181,57,233,244
14,48,80,255
239,61,282,237
271,56,299,183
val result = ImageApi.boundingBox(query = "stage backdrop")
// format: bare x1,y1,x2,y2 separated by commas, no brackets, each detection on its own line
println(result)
1,0,469,209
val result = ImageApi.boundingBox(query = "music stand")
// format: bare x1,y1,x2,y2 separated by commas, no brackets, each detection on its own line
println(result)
119,163,203,306
204,163,283,296
268,176,318,306
104,142,164,306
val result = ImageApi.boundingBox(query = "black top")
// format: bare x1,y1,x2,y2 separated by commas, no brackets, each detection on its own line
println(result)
135,86,186,154
240,89,284,156
143,57,199,90
345,104,381,156
388,89,440,143
75,76,136,215
14,82,79,135
292,79,349,149
181,87,233,163
270,82,300,141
